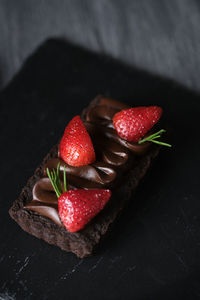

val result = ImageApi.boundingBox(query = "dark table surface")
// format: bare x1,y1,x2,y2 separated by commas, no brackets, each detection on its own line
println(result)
0,39,200,300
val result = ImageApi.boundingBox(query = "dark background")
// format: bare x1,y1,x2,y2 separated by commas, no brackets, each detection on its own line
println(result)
0,1,200,300
1,0,200,91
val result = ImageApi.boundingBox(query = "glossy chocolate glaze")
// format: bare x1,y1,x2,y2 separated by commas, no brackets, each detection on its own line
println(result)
25,97,152,226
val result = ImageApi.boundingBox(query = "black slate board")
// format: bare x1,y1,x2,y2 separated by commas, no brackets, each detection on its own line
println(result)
0,39,200,300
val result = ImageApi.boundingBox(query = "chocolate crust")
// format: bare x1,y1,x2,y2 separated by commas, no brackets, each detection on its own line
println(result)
9,96,160,258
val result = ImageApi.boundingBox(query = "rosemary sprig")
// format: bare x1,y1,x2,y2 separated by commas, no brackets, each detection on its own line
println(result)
46,163,67,198
63,165,67,193
46,168,61,197
138,129,172,147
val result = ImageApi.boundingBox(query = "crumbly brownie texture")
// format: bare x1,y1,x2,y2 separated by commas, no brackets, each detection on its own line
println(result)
9,97,160,258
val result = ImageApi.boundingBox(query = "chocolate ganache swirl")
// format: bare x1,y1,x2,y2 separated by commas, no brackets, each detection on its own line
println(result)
25,97,152,226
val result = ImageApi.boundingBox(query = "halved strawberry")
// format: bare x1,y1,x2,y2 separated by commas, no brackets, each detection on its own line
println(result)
58,189,111,232
59,115,95,167
113,106,162,142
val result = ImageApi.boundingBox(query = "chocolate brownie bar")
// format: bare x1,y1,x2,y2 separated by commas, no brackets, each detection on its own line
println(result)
9,96,160,258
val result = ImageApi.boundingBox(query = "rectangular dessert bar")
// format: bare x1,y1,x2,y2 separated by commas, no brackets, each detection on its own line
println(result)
9,96,160,258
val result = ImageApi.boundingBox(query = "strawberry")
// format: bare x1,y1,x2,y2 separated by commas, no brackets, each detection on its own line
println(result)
46,163,111,232
113,106,162,142
58,189,111,232
59,115,95,167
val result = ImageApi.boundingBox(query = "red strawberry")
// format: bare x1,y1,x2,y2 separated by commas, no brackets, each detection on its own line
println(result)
113,106,162,142
58,189,111,232
59,115,96,167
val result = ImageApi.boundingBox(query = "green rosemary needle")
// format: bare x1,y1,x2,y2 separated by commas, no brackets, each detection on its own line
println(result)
46,163,67,197
138,129,172,147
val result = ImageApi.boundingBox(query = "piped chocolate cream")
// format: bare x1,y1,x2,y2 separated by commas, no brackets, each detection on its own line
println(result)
25,97,152,226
